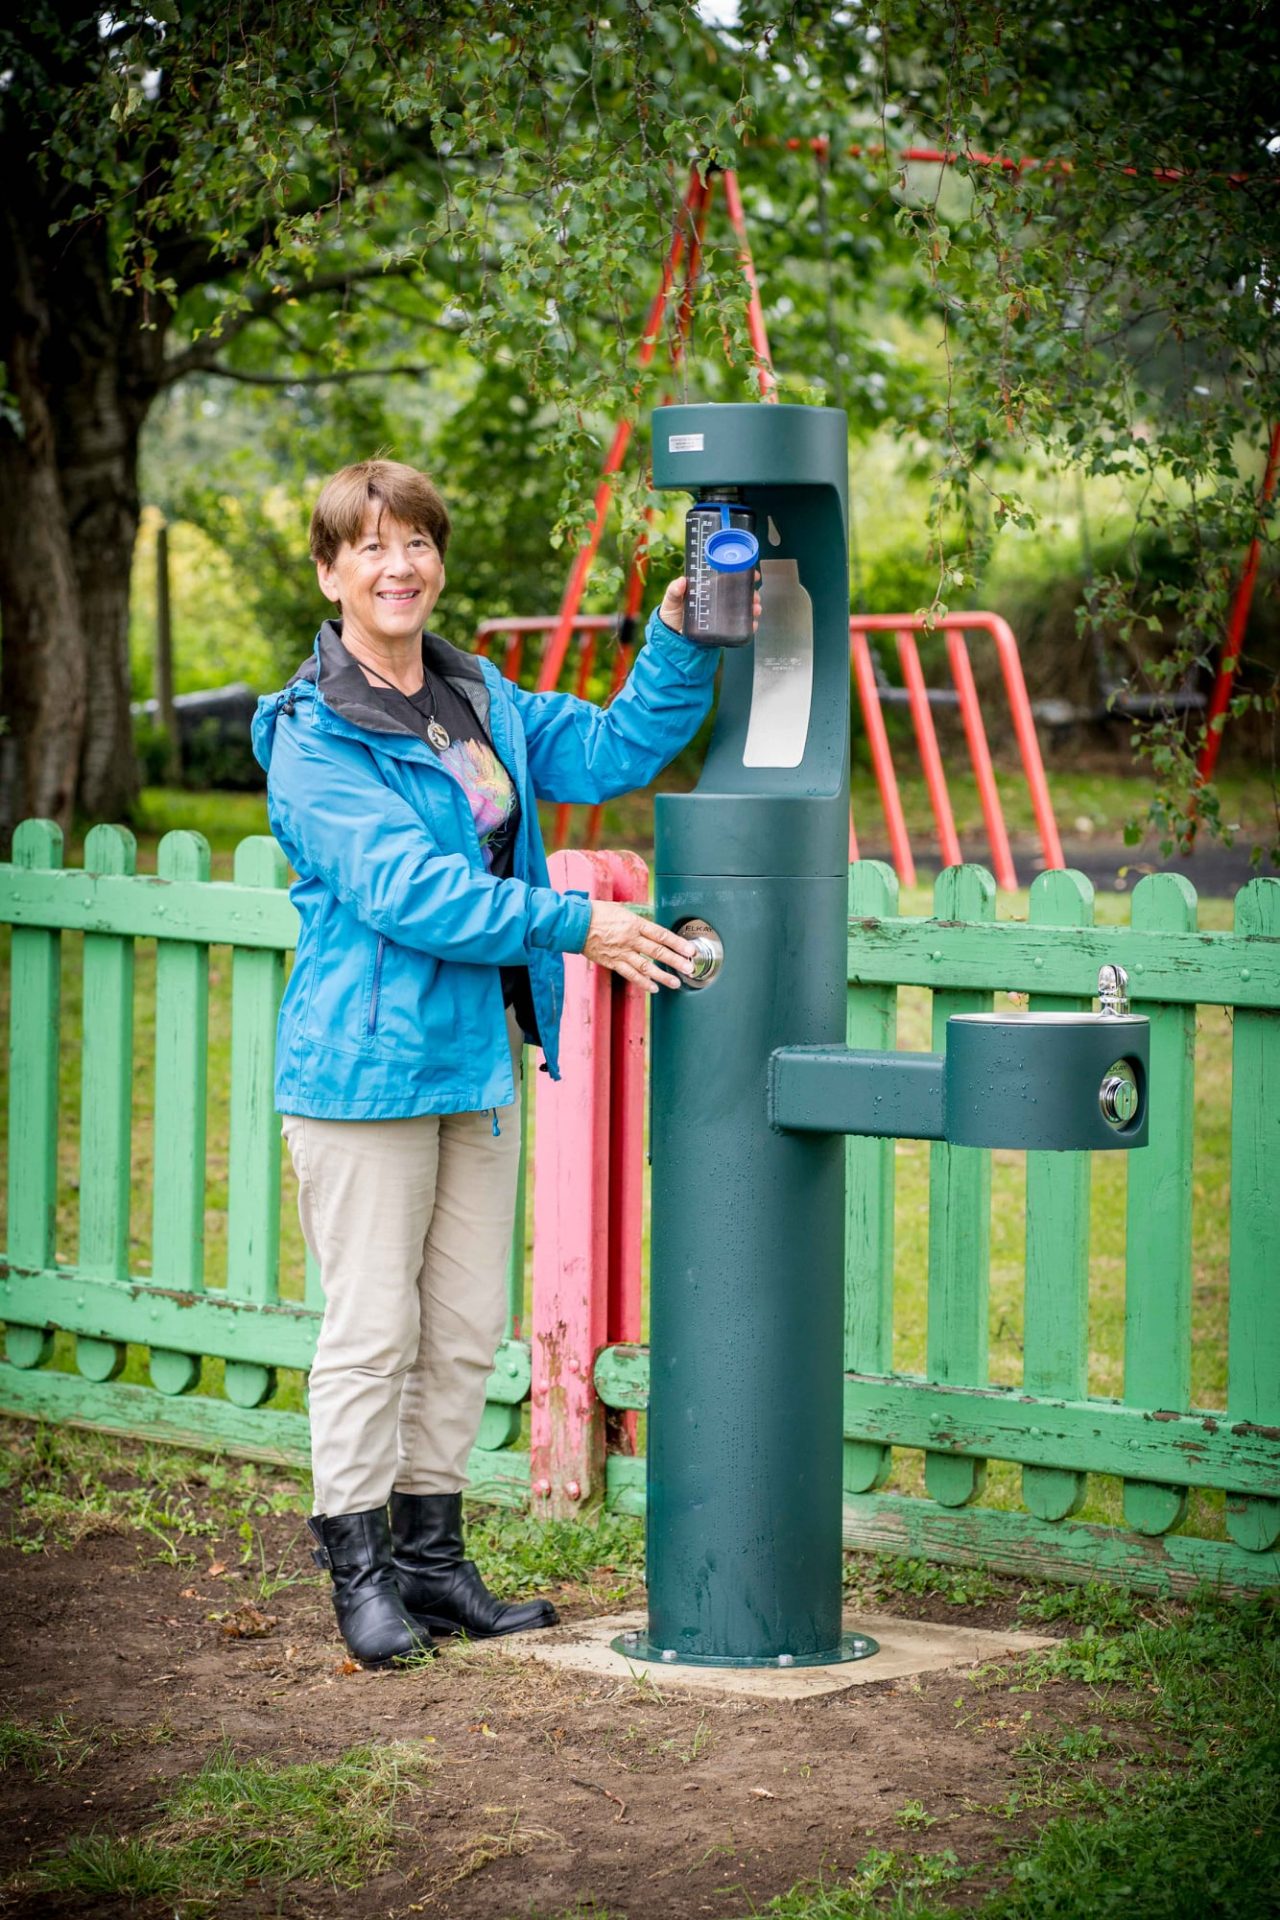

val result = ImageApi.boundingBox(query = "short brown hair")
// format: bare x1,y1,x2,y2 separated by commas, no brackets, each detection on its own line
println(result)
309,459,451,566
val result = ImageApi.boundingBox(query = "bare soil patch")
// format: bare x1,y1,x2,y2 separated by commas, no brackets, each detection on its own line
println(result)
0,1491,1137,1919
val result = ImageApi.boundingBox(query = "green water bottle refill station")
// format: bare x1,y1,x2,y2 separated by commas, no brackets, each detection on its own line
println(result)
614,401,1150,1673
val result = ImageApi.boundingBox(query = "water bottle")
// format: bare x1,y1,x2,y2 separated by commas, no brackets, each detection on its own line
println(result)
683,494,759,648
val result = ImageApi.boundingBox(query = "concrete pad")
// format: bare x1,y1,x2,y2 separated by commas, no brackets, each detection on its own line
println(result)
491,1609,1056,1701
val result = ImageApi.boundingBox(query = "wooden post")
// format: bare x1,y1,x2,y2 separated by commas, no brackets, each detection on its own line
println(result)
149,829,211,1397
1226,878,1280,1552
843,859,899,1498
76,824,136,1384
601,850,648,1454
224,836,288,1409
530,849,614,1516
1022,868,1094,1522
923,864,994,1509
1122,873,1197,1537
5,819,63,1371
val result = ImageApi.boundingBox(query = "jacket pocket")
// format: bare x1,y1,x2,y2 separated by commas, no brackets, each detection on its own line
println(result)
366,935,387,1034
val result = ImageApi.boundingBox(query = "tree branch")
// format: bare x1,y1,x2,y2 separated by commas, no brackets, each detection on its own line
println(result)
190,362,442,388
158,262,431,385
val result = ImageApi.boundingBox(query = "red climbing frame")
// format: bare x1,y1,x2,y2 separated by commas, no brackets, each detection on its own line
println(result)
1195,420,1280,791
482,163,1063,884
849,613,1064,892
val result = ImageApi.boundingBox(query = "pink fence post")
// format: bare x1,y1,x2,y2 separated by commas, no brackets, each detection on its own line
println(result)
531,850,615,1517
601,851,648,1456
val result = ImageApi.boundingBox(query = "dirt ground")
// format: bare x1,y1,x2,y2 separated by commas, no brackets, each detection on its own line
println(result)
0,1485,1154,1920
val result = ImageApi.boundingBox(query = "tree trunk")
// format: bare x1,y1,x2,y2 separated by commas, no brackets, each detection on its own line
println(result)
0,189,162,848
0,208,87,849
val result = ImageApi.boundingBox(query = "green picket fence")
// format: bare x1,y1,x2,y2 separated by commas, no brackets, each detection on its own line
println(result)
1,819,1277,1593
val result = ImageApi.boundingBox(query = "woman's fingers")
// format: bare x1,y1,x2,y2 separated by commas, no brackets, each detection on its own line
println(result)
658,575,688,633
583,902,695,988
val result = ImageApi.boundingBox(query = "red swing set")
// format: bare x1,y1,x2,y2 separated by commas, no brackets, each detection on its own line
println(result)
472,150,1272,884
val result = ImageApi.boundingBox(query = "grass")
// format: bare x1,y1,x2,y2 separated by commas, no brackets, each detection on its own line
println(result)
0,1419,306,1561
0,1714,94,1780
27,1739,436,1906
738,1592,1279,1920
0,1417,1276,1918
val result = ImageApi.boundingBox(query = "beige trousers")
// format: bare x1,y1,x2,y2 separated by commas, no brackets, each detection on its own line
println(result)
283,1010,523,1517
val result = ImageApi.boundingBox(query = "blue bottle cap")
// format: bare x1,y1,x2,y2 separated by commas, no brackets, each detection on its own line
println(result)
704,504,760,573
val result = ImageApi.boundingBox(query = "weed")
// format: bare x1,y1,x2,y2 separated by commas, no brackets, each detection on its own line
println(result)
28,1739,436,1903
3,1422,302,1559
893,1800,936,1831
463,1506,645,1599
1015,1582,1148,1631
752,1847,965,1917
621,1715,712,1766
235,1518,312,1601
844,1552,1001,1609
0,1715,93,1779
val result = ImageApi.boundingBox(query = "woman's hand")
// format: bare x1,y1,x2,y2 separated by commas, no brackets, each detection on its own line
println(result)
657,574,764,635
582,901,697,993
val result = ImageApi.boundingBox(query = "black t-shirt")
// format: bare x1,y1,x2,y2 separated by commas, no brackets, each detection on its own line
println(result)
363,665,539,1042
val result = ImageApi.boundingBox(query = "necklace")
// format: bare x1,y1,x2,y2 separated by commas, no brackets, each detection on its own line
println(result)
359,655,451,751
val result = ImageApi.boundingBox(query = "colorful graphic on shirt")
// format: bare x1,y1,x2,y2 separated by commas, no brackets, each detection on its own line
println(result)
439,736,517,870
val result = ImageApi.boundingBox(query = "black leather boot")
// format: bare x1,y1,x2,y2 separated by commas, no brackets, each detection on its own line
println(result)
389,1491,559,1639
308,1509,436,1668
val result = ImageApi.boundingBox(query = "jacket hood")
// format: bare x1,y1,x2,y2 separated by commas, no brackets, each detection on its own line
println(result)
252,620,489,773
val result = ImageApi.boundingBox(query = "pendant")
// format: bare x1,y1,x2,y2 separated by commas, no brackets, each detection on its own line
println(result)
427,718,451,751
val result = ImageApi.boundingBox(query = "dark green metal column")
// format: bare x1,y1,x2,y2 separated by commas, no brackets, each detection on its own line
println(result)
636,403,866,1667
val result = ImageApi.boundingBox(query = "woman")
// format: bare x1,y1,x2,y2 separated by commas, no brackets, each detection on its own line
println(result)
251,458,729,1669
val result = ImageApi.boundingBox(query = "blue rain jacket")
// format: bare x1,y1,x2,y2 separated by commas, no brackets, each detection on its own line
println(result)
251,615,718,1119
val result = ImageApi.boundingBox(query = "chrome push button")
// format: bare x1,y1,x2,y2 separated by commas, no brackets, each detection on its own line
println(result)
676,918,724,989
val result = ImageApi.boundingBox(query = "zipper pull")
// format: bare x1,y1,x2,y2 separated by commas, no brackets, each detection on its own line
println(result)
491,1109,501,1138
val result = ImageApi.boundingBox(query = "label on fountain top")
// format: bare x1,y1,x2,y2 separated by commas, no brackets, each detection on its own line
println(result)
667,433,705,452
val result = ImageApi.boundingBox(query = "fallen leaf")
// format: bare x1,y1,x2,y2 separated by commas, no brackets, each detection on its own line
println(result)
207,1561,227,1578
215,1603,279,1640
335,1657,359,1675
178,1587,201,1601
749,1787,777,1800
468,1721,499,1738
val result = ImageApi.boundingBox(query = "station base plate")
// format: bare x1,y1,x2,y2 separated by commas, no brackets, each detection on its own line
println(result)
609,1629,879,1669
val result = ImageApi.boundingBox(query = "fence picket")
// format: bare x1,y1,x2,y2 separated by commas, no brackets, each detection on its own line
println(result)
5,820,63,1371
3,821,1278,1596
1022,869,1094,1521
1122,872,1197,1536
224,837,287,1409
76,825,137,1384
844,860,899,1496
149,831,211,1397
924,865,994,1508
1226,878,1280,1552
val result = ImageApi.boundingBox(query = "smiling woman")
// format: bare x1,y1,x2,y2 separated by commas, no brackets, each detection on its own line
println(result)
249,457,716,1671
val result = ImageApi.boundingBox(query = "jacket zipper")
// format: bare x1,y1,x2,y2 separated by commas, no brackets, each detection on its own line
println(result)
367,935,386,1033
